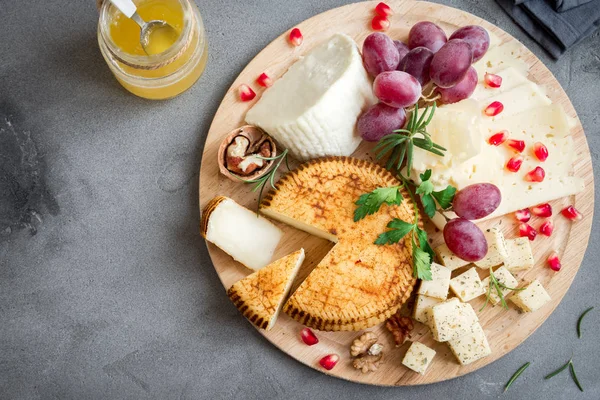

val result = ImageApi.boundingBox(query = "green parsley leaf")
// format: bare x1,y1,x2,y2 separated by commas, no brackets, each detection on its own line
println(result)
421,194,437,218
416,227,435,263
416,180,434,196
432,185,457,210
354,186,403,222
413,246,432,281
419,170,432,182
374,218,414,245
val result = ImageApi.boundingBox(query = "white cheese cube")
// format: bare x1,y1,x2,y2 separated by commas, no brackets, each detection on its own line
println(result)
435,243,470,272
430,298,479,342
417,262,451,300
510,280,551,312
413,295,443,326
504,237,535,272
402,341,436,375
448,322,491,365
481,266,519,305
474,227,508,269
449,267,487,302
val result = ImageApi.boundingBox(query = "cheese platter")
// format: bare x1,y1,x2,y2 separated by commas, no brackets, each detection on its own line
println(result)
198,0,593,386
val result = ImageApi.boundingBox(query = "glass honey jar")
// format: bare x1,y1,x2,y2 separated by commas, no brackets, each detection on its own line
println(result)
97,0,208,100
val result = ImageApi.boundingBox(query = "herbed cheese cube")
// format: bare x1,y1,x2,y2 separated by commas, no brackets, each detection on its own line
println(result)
474,227,508,269
435,243,470,271
481,266,519,305
504,237,535,272
430,298,479,342
413,295,443,326
510,280,551,312
402,341,436,375
418,262,451,300
448,322,491,365
449,267,487,302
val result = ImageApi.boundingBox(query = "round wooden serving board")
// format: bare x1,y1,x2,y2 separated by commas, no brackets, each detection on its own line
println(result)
199,0,594,386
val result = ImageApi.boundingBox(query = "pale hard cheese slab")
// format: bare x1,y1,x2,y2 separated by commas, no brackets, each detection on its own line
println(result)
511,280,551,312
504,237,535,272
402,341,436,375
417,262,451,300
473,41,529,80
471,66,529,101
430,298,479,342
449,267,486,302
413,295,443,326
481,266,519,305
474,227,508,269
479,82,551,120
205,198,283,271
435,243,470,271
448,322,491,365
245,33,376,161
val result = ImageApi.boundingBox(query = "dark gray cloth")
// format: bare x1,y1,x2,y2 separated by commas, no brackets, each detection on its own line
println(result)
496,0,600,59
514,0,594,12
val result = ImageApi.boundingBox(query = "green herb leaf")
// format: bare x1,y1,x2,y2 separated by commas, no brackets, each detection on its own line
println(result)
413,245,432,281
432,185,457,210
238,149,289,212
374,218,414,245
504,362,530,392
416,227,435,262
577,306,594,338
354,186,403,222
569,361,584,392
420,170,432,182
544,360,570,380
416,180,434,196
421,194,437,218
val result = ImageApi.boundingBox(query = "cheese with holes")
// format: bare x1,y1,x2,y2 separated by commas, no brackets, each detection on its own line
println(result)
474,227,508,269
504,237,535,272
402,341,436,374
448,322,491,365
511,280,551,312
413,294,443,326
245,33,376,161
430,298,479,342
481,266,519,306
417,262,451,300
449,267,486,302
435,243,470,271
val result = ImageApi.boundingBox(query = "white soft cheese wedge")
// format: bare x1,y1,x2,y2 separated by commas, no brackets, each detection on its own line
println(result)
203,197,283,271
245,33,376,161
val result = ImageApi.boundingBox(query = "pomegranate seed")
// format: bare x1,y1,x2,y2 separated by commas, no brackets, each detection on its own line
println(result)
371,15,390,31
561,205,582,221
524,166,545,182
300,328,319,346
488,130,508,146
506,139,525,153
375,2,393,17
533,142,549,162
547,251,561,271
484,101,504,116
238,84,256,102
531,203,552,217
256,72,273,88
289,28,303,46
519,223,537,241
515,208,531,222
539,220,554,236
506,155,523,172
319,354,340,370
484,73,502,88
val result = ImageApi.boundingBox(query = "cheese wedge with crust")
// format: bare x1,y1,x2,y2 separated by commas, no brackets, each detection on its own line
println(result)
227,249,305,330
260,157,417,331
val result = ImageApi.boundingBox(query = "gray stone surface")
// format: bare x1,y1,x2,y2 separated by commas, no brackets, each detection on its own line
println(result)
1,0,599,399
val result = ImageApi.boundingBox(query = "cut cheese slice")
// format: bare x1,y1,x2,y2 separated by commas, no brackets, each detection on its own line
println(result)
473,41,529,80
245,33,376,161
227,249,305,330
471,66,529,101
479,82,551,119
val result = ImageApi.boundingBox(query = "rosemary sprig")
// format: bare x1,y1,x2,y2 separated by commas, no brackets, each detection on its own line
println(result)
480,267,525,312
577,306,594,338
544,359,570,380
569,361,584,392
373,103,446,174
239,149,289,211
504,362,530,392
545,358,584,392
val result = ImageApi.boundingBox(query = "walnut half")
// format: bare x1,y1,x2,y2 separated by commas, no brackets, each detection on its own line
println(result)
350,331,378,357
353,353,383,374
385,313,414,347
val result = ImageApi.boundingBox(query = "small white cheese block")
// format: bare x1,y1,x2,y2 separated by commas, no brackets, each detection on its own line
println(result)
511,280,551,312
435,243,470,271
413,295,443,326
430,298,479,342
245,33,376,161
417,262,451,300
481,266,519,305
504,237,535,272
474,227,508,269
402,341,436,375
448,322,491,365
449,267,487,302
204,197,283,271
